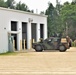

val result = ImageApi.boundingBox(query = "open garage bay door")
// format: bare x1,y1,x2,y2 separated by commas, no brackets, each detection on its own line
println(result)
31,23,37,42
22,22,27,49
40,24,44,39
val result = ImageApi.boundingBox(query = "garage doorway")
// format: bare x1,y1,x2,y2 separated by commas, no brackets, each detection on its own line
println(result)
22,22,27,49
31,23,37,42
11,21,18,50
40,24,44,39
11,34,17,50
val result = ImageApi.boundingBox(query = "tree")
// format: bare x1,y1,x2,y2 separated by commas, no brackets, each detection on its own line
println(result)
6,0,15,9
60,2,76,40
71,0,76,5
16,1,29,11
0,0,32,13
0,0,7,7
45,2,63,37
45,2,55,37
64,1,70,5
56,0,61,15
40,11,45,15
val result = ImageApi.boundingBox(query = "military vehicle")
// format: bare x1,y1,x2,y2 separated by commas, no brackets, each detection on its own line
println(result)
32,36,70,52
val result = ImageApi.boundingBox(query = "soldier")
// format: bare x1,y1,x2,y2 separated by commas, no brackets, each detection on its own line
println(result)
66,36,72,47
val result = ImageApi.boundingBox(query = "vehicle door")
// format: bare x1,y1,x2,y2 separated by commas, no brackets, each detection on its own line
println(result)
43,38,54,50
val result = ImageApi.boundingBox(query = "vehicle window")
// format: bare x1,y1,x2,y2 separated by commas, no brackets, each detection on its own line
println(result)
53,38,58,42
48,39,52,41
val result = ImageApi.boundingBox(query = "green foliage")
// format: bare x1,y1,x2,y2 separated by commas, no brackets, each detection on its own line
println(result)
45,1,76,40
6,0,15,8
0,0,32,12
60,2,76,40
0,0,7,7
71,0,76,5
16,1,28,11
0,51,18,56
45,2,63,37
72,42,76,47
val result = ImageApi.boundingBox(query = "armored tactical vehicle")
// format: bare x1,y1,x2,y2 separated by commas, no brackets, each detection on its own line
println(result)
32,36,70,52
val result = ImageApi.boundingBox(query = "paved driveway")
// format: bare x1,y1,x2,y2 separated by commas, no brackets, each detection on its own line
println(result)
0,47,76,75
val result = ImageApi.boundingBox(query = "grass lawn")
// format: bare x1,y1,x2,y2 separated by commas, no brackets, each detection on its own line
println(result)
0,51,34,56
0,52,19,56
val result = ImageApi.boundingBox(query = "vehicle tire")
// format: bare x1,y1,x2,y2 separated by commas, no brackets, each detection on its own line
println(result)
35,45,43,52
59,45,66,52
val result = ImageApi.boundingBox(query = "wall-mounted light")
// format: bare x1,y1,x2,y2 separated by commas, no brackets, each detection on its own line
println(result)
28,18,33,23
4,27,6,30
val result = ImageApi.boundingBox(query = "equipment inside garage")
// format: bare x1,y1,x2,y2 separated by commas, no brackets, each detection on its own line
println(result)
22,22,27,49
31,23,37,42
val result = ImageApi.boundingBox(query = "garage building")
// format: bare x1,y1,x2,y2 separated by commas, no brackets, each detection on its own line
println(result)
0,7,47,53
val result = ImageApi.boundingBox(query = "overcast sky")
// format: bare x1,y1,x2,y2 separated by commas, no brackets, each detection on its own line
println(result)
15,0,72,13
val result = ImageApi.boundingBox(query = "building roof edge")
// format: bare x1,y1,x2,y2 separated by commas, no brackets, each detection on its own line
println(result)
0,7,48,17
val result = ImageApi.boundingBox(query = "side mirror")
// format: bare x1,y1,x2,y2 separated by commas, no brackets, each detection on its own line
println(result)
48,39,51,42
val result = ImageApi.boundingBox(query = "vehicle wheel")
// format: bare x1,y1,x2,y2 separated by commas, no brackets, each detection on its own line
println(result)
59,45,66,52
35,45,43,52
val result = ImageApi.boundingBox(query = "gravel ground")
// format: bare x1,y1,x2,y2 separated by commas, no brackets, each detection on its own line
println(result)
0,47,76,75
